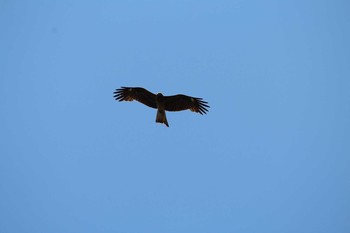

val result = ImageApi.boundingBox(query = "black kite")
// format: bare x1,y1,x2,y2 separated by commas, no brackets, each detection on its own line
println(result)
113,87,209,127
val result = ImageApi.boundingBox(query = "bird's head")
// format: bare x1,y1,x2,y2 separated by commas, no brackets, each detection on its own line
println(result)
156,93,164,101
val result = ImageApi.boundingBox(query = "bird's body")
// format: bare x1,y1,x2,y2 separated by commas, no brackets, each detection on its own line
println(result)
113,87,209,127
155,93,169,127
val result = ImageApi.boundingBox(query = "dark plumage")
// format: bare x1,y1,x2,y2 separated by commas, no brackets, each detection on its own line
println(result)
113,86,209,127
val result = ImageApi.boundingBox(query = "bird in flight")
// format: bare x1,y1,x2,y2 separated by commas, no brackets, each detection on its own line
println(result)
113,86,209,127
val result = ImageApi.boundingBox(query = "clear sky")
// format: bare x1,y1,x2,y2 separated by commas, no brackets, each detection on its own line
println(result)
1,1,349,232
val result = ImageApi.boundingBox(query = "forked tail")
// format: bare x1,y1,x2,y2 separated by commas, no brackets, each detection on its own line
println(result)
156,109,169,127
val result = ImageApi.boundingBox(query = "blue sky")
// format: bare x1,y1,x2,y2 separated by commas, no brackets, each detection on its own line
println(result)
0,1,349,232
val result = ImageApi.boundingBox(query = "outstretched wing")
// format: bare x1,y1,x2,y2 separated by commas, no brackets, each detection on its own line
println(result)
163,94,209,114
113,87,157,109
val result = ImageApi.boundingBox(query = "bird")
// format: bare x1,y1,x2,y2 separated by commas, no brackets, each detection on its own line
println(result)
113,86,209,127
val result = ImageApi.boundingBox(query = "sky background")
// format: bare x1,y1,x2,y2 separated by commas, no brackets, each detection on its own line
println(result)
1,0,349,232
